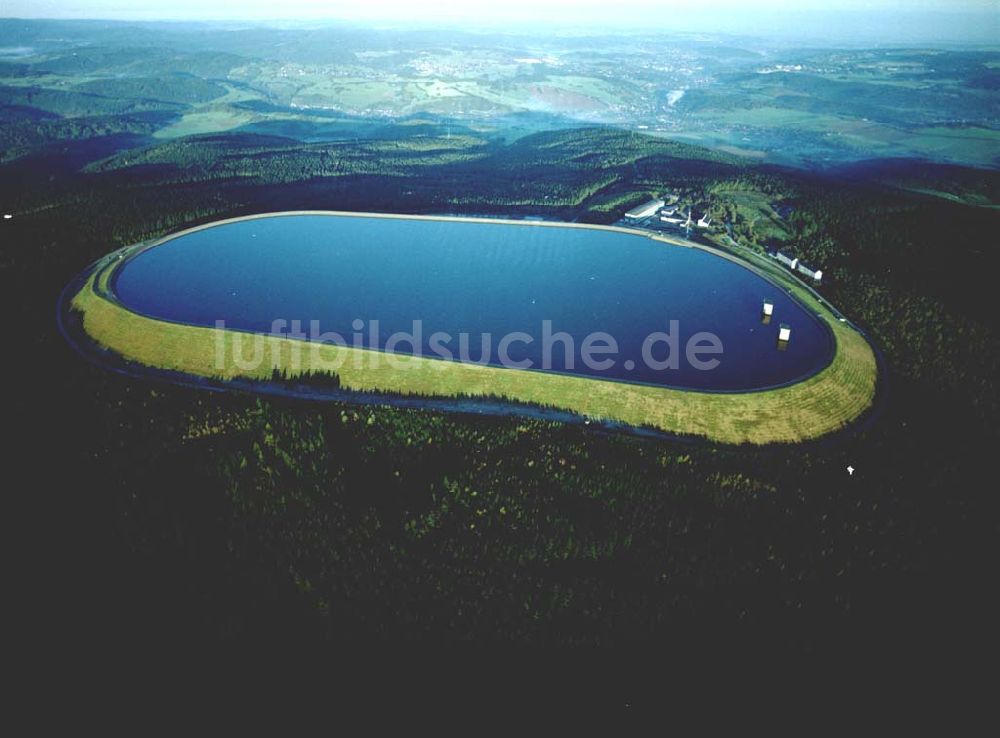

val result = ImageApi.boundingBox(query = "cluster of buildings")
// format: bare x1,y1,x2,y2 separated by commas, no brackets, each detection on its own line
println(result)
623,198,713,230
623,199,825,288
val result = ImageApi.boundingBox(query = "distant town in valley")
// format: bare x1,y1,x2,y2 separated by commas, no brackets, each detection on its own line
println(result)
2,19,997,168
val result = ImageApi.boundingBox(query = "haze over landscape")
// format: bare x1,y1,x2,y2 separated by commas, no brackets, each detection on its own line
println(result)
2,3,997,168
6,0,997,45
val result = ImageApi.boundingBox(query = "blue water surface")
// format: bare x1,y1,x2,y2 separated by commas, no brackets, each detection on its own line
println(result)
112,213,833,391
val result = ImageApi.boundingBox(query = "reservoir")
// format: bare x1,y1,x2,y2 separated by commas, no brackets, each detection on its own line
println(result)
110,213,834,391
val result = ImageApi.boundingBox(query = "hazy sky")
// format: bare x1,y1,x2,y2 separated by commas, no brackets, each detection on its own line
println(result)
3,0,998,43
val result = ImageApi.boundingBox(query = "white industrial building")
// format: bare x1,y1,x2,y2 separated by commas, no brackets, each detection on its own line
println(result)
624,198,665,220
769,249,824,284
774,251,798,270
796,262,824,283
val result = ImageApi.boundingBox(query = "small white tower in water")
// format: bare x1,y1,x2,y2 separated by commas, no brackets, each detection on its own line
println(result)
778,323,792,342
761,299,774,325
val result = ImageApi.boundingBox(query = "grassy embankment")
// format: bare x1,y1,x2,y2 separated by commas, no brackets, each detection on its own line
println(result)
70,216,877,444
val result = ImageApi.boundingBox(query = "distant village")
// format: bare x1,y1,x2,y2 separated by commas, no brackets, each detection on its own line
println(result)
619,196,824,285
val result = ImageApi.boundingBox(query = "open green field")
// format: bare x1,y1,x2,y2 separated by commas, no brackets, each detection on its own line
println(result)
68,216,878,445
152,106,258,139
709,188,791,242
